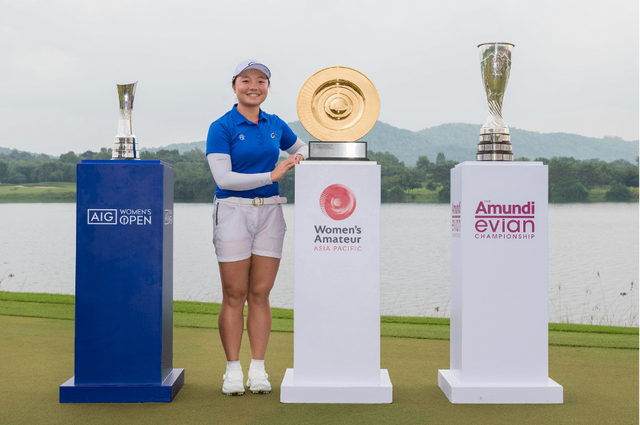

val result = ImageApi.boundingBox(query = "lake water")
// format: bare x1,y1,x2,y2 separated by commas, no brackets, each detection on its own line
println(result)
0,203,637,326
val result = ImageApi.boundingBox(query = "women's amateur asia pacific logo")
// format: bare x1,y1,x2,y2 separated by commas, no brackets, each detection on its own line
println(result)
319,184,356,221
314,184,361,252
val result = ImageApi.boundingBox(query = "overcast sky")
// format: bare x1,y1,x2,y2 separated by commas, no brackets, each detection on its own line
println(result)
1,0,638,156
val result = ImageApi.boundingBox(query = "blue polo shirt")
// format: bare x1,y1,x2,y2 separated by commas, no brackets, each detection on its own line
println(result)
206,105,297,199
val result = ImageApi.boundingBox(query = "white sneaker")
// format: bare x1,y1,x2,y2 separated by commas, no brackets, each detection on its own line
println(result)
247,369,271,394
222,369,245,396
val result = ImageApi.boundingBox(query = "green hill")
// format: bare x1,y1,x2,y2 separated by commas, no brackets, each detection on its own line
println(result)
140,121,639,166
3,122,638,166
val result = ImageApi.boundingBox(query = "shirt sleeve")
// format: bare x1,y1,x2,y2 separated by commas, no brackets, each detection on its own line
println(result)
279,120,298,152
285,138,308,159
207,153,272,191
206,121,231,155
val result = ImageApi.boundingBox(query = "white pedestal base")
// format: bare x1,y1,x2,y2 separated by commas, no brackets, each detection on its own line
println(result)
442,162,563,404
281,369,393,404
283,162,392,404
438,370,563,404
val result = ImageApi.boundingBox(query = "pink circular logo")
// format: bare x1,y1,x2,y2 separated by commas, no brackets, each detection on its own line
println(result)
319,184,356,220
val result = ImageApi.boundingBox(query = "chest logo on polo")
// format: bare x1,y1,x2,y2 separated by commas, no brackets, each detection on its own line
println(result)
238,134,245,140
271,133,277,138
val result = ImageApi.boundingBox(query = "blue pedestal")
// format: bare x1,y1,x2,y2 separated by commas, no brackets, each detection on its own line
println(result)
60,160,184,403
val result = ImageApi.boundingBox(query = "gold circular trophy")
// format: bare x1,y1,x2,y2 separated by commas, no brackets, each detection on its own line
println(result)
297,67,380,160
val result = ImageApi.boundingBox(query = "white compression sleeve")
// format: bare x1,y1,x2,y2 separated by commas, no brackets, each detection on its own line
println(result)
285,138,309,159
207,153,272,191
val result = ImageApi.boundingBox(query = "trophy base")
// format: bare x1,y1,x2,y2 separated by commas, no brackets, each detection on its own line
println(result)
112,136,138,159
476,153,514,161
308,141,368,161
476,133,513,161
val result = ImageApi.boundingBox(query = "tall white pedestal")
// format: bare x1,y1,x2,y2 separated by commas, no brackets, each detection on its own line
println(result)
280,161,392,404
438,162,563,404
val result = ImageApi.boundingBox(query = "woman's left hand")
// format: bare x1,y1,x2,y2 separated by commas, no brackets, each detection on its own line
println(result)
270,156,299,182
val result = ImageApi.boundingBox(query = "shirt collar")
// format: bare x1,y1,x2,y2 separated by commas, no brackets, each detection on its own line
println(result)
231,104,266,126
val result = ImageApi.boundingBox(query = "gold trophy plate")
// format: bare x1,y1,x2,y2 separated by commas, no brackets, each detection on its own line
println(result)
297,67,380,160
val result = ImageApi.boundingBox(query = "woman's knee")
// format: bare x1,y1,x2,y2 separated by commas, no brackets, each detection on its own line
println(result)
222,288,248,308
247,287,271,307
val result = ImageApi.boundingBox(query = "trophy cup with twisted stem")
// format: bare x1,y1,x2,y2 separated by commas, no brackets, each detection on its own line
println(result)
112,82,138,159
477,43,514,161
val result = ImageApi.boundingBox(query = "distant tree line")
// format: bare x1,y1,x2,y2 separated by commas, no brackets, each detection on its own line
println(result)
1,148,637,203
368,151,457,203
0,148,112,185
533,156,639,202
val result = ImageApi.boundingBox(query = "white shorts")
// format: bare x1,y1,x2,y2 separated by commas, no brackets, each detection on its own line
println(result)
212,198,287,262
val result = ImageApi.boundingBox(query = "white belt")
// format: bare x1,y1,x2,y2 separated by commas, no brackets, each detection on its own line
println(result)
216,196,287,206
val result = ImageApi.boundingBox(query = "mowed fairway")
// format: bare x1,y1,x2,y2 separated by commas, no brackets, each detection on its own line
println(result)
0,183,76,202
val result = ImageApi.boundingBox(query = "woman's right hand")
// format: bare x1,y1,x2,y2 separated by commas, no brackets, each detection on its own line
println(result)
270,156,299,182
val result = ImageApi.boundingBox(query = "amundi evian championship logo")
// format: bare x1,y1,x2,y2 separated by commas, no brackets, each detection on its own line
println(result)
319,184,356,220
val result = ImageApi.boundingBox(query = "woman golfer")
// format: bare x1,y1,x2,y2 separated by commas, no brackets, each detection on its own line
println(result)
206,59,307,395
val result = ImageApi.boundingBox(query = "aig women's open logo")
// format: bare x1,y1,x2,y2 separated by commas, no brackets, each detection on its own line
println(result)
319,184,356,221
88,208,152,226
88,209,117,225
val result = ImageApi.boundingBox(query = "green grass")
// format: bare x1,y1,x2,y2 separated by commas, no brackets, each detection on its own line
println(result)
2,315,637,425
587,186,608,202
1,291,637,350
1,292,638,424
404,187,440,203
0,182,76,202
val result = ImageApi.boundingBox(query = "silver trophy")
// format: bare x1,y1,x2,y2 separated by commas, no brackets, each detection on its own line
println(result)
477,43,514,161
112,81,138,159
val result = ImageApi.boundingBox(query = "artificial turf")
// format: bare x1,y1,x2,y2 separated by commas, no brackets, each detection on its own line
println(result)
0,292,638,424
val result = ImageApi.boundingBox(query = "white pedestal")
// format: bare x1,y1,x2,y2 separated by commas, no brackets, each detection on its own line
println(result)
281,369,393,404
438,370,563,404
439,162,563,404
280,161,392,404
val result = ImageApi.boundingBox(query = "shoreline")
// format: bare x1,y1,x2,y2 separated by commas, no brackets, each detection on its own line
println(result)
0,183,638,204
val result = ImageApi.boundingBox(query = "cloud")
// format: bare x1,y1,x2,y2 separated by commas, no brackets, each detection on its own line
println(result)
0,25,84,90
0,0,637,154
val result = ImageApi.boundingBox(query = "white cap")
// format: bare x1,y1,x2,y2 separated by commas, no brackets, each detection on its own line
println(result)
233,59,271,80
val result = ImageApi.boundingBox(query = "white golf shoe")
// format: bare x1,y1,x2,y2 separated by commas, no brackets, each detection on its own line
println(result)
247,368,271,394
222,369,245,396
